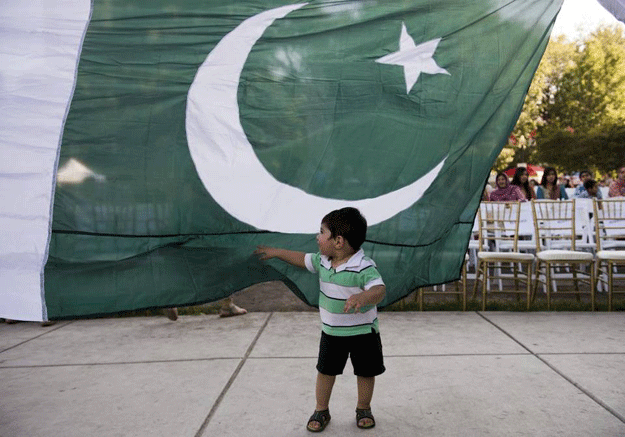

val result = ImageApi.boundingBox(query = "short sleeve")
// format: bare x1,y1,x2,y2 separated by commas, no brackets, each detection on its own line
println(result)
359,264,384,291
304,252,320,273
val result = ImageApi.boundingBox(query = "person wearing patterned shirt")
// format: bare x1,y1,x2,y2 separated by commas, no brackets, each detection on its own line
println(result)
255,207,386,432
609,166,625,197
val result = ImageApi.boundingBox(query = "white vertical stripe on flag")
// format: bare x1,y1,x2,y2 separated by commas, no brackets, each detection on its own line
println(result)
0,0,91,321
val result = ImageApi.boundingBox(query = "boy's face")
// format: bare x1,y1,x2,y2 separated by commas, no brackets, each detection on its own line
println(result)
317,223,336,257
587,185,598,196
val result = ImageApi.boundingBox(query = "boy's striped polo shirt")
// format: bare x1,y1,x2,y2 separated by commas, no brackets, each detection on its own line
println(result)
304,249,385,337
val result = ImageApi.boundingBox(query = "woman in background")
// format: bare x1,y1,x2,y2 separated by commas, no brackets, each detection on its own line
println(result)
489,173,526,201
511,167,536,201
536,167,568,200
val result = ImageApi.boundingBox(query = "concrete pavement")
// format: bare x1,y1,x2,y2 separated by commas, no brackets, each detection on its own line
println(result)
1,311,624,436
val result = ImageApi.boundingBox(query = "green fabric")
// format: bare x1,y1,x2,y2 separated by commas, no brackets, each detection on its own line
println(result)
46,0,562,318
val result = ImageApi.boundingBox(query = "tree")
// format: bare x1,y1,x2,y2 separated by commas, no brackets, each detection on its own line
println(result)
496,25,625,174
534,25,625,173
493,35,577,171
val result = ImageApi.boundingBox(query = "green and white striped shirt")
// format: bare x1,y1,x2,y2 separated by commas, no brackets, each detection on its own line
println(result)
304,249,384,337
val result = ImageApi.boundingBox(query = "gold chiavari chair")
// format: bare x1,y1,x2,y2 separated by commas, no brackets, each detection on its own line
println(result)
532,199,595,310
593,198,625,310
473,202,535,310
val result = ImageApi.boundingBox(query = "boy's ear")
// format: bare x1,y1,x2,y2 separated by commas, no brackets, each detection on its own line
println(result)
333,235,345,249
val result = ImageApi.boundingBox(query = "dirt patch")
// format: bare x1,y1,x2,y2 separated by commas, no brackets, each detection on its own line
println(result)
227,281,316,312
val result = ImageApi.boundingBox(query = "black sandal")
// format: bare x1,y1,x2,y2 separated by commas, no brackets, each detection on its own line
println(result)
307,409,331,432
355,408,375,429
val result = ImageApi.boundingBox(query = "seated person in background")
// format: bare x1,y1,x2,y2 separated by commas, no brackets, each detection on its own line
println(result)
560,176,572,188
488,172,526,201
573,170,602,199
536,167,568,200
608,165,625,197
510,167,536,201
578,179,600,199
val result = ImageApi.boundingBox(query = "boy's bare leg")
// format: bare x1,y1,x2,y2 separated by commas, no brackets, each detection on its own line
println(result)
309,372,335,430
356,376,375,427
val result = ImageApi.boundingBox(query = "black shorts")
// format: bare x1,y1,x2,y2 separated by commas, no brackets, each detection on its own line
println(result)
316,330,385,377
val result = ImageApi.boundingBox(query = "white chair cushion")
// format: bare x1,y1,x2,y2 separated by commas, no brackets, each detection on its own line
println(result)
596,250,625,261
478,251,535,261
516,241,536,250
537,250,594,261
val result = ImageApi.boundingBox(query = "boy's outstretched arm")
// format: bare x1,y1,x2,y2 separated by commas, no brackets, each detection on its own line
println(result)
254,246,307,269
344,285,386,313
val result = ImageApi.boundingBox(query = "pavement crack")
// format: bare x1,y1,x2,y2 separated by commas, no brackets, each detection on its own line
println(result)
194,311,273,437
477,312,625,425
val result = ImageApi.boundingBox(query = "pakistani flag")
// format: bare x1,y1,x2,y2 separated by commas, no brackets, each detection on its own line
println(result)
1,0,564,321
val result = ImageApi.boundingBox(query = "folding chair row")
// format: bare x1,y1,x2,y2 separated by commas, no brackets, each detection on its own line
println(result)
422,198,625,311
593,198,625,310
473,198,625,311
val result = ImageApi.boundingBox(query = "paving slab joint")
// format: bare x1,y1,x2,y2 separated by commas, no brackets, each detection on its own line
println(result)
0,320,75,354
476,312,625,425
194,312,274,437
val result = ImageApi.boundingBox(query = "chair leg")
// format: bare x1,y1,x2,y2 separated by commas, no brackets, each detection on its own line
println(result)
572,269,581,302
596,261,605,294
608,261,613,312
472,261,481,299
461,260,467,311
546,263,552,311
482,261,488,311
594,264,600,294
590,263,596,312
526,261,532,310
533,261,541,304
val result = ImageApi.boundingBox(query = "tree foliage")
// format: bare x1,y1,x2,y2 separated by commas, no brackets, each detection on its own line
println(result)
496,25,625,174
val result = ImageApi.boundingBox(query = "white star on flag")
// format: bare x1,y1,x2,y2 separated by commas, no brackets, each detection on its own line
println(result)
376,22,449,94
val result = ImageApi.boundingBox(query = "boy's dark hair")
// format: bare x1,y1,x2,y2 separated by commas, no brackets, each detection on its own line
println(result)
584,179,597,191
322,207,367,251
579,170,591,178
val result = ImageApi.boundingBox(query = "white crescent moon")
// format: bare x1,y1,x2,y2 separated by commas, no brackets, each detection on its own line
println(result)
186,3,446,234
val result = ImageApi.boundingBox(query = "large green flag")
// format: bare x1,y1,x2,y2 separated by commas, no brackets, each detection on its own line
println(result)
41,0,562,318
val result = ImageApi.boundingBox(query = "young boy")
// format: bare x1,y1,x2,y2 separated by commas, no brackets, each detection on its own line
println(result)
574,170,603,199
255,207,386,432
582,179,600,198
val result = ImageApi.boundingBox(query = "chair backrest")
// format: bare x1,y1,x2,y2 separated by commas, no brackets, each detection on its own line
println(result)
574,199,595,249
593,198,625,251
477,201,521,252
531,199,577,251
